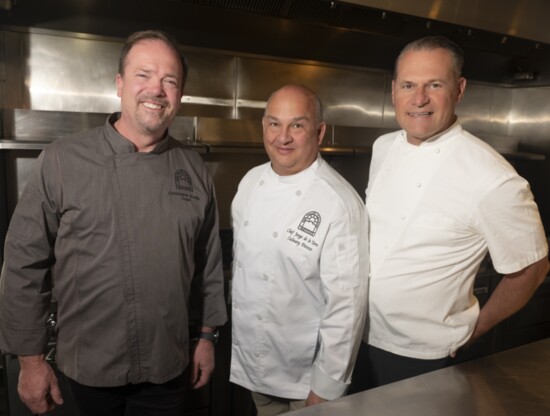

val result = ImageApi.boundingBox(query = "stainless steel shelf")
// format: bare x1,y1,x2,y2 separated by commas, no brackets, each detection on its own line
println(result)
0,139,50,150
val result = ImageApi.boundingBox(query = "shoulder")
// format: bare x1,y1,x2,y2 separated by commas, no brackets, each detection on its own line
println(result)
453,128,517,177
316,159,364,213
166,138,210,171
39,126,106,164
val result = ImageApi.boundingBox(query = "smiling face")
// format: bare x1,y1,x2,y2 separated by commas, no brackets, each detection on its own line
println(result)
115,39,184,151
392,48,466,145
262,86,326,176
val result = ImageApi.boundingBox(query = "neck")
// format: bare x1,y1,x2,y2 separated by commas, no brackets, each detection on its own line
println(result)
114,119,164,152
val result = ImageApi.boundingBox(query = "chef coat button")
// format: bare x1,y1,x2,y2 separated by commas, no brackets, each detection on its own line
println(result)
401,215,406,220
259,180,265,186
262,274,269,281
256,314,263,321
435,148,441,154
253,352,260,358
296,190,302,197
236,261,242,268
273,232,278,238
416,182,422,188
233,303,239,309
244,220,249,227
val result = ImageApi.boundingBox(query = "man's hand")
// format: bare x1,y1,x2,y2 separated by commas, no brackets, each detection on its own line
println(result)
18,355,63,414
190,339,215,389
305,390,327,407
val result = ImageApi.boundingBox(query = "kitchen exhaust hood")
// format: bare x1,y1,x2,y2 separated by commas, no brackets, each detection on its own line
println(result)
2,0,550,85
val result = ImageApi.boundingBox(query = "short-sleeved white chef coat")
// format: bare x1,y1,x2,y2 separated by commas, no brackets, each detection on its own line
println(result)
366,122,548,359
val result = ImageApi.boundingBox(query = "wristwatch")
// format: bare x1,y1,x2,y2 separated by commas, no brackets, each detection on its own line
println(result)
199,330,219,344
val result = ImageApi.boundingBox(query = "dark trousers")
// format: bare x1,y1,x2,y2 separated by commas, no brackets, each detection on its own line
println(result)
349,342,451,394
66,371,188,416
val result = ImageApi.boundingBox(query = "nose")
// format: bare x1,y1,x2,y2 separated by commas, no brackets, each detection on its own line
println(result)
276,125,292,144
412,87,429,106
147,77,166,96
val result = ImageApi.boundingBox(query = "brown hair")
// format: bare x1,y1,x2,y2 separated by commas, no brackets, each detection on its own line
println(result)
118,30,189,91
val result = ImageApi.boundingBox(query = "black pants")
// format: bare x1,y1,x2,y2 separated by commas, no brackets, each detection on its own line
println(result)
349,342,451,394
66,371,189,416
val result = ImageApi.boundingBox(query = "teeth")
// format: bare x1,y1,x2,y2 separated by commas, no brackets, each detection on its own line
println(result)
142,102,162,110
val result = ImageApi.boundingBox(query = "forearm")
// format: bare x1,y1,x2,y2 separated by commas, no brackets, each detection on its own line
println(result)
473,256,549,341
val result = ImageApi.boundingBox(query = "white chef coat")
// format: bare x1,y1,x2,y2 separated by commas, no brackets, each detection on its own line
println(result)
366,122,548,359
230,156,368,400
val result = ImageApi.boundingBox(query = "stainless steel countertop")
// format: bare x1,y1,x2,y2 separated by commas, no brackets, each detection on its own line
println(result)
288,339,550,416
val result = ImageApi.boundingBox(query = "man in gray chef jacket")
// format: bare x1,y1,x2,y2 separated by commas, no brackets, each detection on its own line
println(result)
350,35,549,392
0,30,227,416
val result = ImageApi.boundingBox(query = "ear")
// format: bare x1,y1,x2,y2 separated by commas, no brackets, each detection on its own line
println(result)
116,73,123,98
391,79,396,105
456,77,467,103
317,122,327,145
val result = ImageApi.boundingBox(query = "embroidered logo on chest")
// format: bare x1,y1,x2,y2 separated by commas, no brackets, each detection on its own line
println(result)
298,211,321,236
286,211,322,252
169,169,199,201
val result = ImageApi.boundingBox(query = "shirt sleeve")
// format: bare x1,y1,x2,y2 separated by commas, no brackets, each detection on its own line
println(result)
475,171,548,274
191,166,228,329
310,204,369,400
0,146,61,355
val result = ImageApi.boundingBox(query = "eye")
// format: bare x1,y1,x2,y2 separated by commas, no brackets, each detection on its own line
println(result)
291,123,304,129
401,83,414,90
430,82,443,89
164,78,179,88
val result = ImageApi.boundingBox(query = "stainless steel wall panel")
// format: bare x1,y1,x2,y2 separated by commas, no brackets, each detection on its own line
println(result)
332,125,393,148
488,86,514,137
24,33,121,113
0,30,5,110
4,109,106,140
237,57,387,127
509,86,550,152
183,51,236,98
458,83,507,136
167,116,196,143
179,102,235,119
381,76,399,129
196,117,263,146
3,30,24,110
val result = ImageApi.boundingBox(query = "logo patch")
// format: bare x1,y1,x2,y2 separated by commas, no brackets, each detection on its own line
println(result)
169,169,199,201
298,211,321,237
175,169,193,192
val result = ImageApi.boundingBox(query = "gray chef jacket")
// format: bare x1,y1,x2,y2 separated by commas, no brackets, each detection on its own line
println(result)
0,113,227,387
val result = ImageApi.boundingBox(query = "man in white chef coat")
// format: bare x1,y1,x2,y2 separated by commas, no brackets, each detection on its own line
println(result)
350,35,549,392
230,84,369,415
